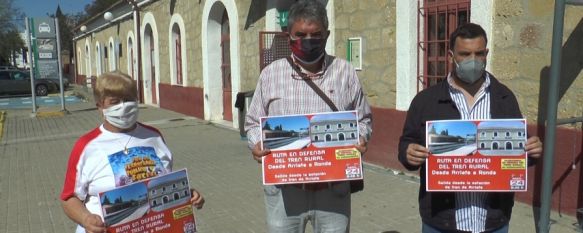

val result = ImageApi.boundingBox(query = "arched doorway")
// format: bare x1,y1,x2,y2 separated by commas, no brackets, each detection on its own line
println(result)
108,39,116,71
325,134,332,142
144,24,157,104
95,43,102,76
127,36,135,79
84,45,90,77
492,142,499,150
506,142,512,150
172,23,183,85
221,10,232,121
202,0,241,127
338,133,345,141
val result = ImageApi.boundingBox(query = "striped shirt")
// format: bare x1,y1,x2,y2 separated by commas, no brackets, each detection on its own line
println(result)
447,73,492,233
245,55,372,149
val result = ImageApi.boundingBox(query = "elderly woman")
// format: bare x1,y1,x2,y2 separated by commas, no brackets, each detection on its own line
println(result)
60,72,204,233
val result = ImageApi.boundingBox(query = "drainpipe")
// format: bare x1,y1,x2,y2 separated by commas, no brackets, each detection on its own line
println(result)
127,0,144,103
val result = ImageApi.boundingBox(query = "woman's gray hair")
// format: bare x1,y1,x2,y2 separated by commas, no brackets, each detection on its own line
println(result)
287,0,328,31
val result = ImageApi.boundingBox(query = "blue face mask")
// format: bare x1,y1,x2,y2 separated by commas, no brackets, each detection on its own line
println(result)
454,58,486,84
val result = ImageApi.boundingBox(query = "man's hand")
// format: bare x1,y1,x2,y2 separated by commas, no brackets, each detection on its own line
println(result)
252,143,271,163
355,137,367,154
82,213,105,233
190,189,205,209
406,143,429,166
525,136,543,159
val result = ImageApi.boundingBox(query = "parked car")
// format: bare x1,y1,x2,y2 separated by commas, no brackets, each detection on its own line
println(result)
45,76,70,90
0,70,59,96
0,66,17,70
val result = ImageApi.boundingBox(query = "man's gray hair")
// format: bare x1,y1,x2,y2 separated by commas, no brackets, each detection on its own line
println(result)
287,0,328,31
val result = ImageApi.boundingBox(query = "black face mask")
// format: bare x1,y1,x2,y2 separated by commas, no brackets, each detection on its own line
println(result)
290,37,326,64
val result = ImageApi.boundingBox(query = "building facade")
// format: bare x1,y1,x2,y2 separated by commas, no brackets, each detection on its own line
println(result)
73,0,583,216
477,127,526,151
310,119,358,143
148,177,190,211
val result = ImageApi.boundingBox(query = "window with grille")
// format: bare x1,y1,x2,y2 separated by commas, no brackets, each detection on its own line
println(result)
418,0,470,90
259,31,290,71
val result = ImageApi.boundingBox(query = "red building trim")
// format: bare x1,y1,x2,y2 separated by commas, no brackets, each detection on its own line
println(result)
159,83,204,119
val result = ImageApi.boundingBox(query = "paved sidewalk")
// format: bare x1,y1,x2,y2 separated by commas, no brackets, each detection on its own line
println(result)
0,90,580,232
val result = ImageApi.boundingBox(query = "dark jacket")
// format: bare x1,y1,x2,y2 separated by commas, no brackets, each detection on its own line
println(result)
398,74,522,232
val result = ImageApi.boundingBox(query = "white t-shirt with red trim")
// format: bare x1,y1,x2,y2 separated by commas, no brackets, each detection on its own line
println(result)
60,123,172,233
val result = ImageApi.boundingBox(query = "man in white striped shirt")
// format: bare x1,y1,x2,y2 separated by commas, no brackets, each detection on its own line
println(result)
244,1,372,232
398,23,543,233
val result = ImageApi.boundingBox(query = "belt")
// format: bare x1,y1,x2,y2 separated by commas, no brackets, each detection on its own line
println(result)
290,182,331,191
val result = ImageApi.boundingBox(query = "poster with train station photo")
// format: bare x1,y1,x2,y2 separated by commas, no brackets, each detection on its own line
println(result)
425,119,528,192
98,169,197,233
260,111,363,185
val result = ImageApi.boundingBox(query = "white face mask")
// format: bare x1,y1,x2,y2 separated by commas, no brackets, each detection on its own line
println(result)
103,101,139,129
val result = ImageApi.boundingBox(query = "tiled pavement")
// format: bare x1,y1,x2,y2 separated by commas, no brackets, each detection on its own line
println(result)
0,86,580,233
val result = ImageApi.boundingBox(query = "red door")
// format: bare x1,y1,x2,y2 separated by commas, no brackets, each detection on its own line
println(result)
176,38,182,85
150,35,157,104
221,11,232,121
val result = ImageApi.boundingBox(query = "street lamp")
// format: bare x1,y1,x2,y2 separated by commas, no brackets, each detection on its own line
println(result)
80,25,87,32
104,12,114,21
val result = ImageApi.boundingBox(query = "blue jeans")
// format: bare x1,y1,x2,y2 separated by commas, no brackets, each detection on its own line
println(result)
422,222,509,233
263,182,351,233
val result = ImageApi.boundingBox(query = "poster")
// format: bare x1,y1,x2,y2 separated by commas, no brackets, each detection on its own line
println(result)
425,119,528,192
98,169,197,233
261,111,363,185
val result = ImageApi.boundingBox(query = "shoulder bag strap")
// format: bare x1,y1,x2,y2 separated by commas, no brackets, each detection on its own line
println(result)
286,56,338,112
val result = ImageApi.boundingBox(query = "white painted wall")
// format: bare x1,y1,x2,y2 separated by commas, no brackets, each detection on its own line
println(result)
471,1,494,71
395,0,418,111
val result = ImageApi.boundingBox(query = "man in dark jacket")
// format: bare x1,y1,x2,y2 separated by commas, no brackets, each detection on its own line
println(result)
398,23,543,233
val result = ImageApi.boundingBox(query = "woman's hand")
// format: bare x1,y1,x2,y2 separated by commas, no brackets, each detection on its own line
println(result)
190,189,205,209
82,213,106,233
61,197,105,233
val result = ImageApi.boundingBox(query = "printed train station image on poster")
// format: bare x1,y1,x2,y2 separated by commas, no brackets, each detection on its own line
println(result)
427,121,477,156
261,111,359,150
425,119,528,192
260,111,363,185
99,169,197,233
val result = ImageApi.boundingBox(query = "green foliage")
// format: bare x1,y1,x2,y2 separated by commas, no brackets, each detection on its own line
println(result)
263,121,272,130
82,0,120,22
102,195,111,205
0,0,24,65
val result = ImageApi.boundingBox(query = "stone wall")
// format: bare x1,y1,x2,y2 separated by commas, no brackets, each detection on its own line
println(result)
491,0,583,126
334,0,397,108
235,0,265,92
